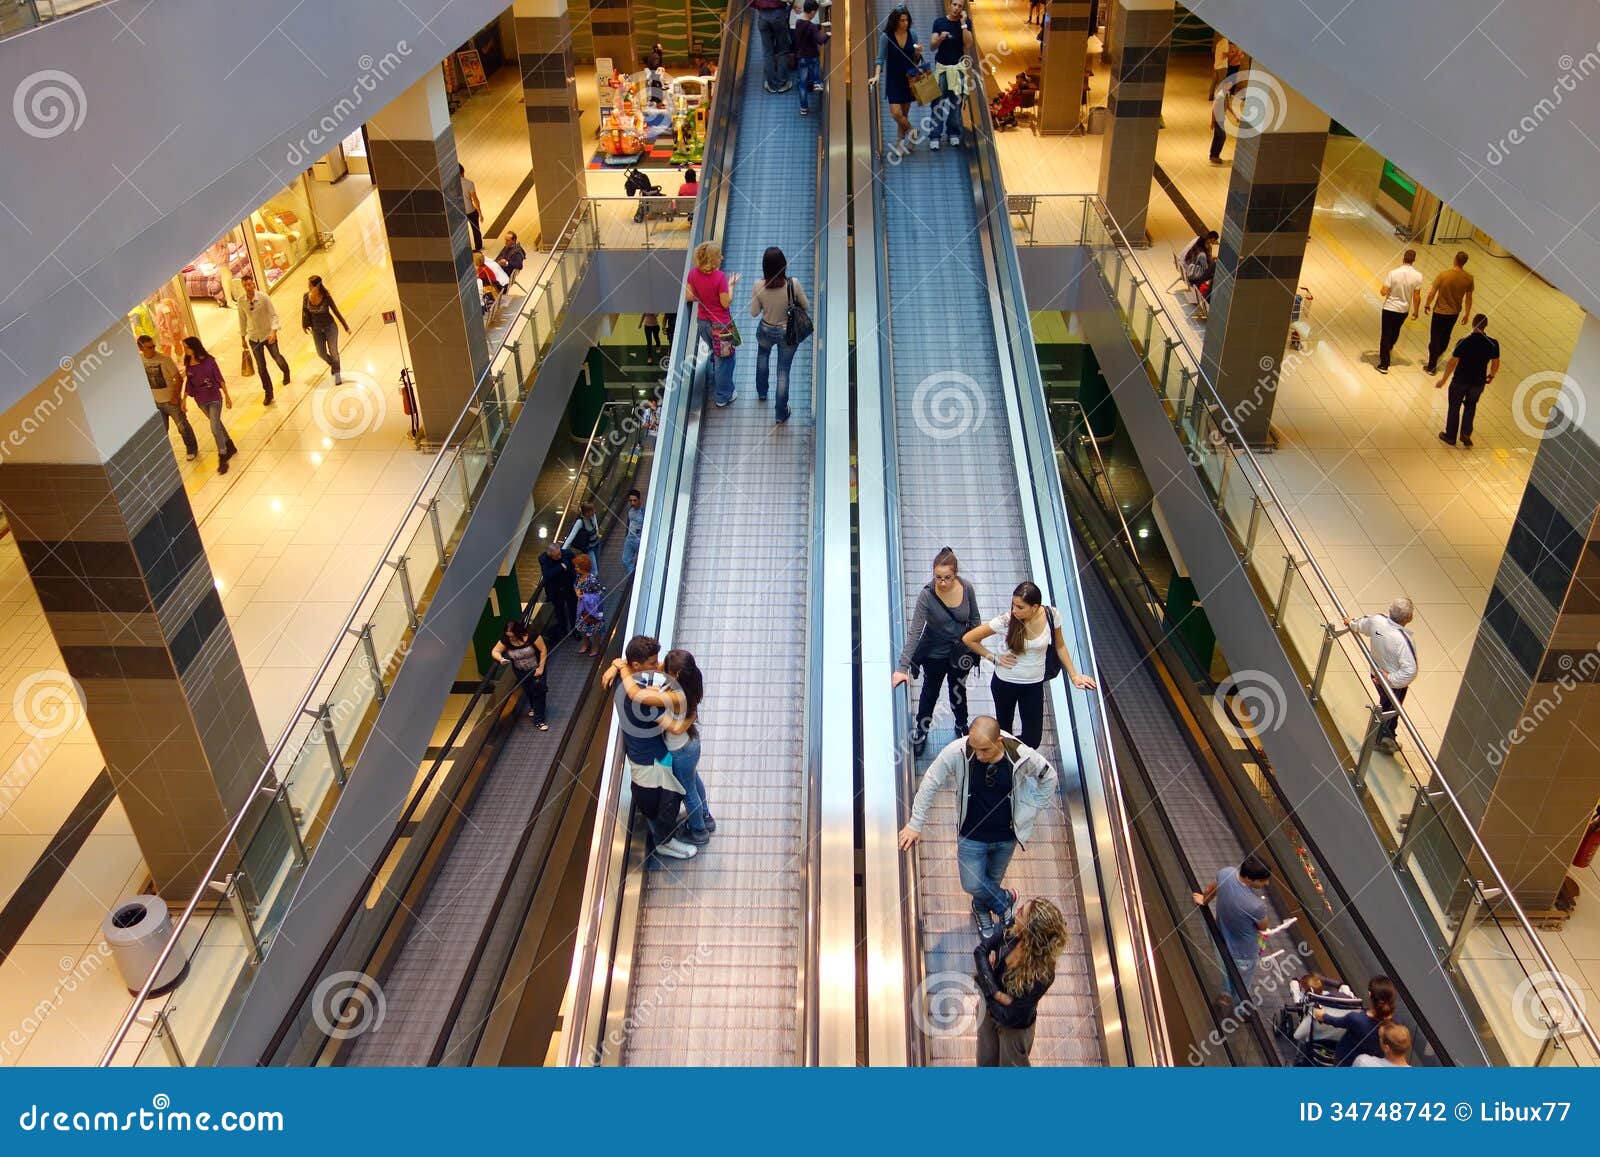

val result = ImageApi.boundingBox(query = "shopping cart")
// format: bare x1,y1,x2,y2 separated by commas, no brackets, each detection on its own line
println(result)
1288,286,1313,350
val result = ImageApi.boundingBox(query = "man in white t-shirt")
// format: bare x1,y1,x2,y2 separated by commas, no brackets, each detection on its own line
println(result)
1377,249,1424,374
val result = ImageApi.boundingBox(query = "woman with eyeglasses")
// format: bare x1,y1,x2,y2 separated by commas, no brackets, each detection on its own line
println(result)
961,580,1096,749
892,546,980,754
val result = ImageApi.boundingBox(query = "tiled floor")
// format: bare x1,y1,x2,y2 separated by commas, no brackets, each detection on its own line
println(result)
0,61,614,1066
974,0,1597,1054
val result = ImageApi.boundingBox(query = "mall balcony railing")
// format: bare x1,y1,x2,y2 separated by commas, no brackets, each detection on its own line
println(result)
97,195,665,1068
1015,190,1598,1066
0,0,98,39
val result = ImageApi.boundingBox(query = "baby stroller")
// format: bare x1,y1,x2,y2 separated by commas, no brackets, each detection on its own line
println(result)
989,72,1036,130
1276,976,1360,1066
624,166,666,223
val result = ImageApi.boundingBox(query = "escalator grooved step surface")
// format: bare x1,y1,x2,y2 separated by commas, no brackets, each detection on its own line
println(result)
880,3,1105,1066
620,16,819,1067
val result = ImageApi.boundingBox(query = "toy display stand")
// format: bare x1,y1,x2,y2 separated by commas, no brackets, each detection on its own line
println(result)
669,76,715,165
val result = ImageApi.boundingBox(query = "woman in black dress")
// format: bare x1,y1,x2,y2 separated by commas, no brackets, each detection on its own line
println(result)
880,5,922,150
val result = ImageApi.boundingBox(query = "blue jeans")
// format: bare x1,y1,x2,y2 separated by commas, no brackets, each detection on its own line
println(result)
622,531,641,573
669,733,710,835
755,321,797,421
1222,952,1259,1002
956,837,1016,919
935,71,962,141
757,7,792,89
796,57,821,111
697,318,737,405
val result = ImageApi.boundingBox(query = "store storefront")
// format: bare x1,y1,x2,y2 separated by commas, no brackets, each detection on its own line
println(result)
249,177,319,289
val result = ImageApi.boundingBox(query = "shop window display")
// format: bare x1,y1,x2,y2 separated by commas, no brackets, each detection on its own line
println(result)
127,277,196,363
180,226,254,307
251,177,318,287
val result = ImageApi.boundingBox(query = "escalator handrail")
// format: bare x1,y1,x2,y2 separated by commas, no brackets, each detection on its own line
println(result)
1084,197,1600,1060
559,6,755,1066
856,3,924,1066
98,196,597,1066
962,48,1170,1067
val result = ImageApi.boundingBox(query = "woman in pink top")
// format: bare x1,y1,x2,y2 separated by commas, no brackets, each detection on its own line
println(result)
684,240,740,406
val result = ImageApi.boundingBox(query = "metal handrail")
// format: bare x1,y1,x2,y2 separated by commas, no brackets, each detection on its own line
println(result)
1083,196,1600,1058
98,196,596,1065
559,3,748,1065
956,48,1168,1066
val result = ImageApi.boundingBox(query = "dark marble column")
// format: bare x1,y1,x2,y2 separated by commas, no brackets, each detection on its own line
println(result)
1432,319,1600,910
0,329,267,898
368,68,491,443
1095,0,1173,242
1038,0,1092,134
589,0,637,73
1199,76,1327,448
516,0,587,247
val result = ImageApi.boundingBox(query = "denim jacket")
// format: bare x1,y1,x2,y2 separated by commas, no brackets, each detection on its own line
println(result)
906,733,1058,847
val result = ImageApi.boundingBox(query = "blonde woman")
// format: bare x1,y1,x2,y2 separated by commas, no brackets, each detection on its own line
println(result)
972,895,1069,1066
684,240,740,406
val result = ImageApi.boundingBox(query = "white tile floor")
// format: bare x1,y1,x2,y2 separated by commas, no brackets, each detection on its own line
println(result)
1,14,1589,1065
0,61,622,1067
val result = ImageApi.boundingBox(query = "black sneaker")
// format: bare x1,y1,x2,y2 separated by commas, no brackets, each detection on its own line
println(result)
218,458,229,476
1461,436,1473,448
703,812,716,834
677,826,711,846
1437,432,1456,445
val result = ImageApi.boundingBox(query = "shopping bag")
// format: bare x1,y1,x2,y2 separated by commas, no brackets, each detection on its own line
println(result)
910,68,941,105
240,349,255,377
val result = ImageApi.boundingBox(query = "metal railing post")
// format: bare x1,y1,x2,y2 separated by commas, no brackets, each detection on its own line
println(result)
268,783,307,868
1446,885,1498,970
1353,705,1385,794
1270,556,1297,626
319,703,346,787
1393,787,1443,871
212,873,262,966
360,625,385,703
428,498,447,563
1309,623,1335,701
1243,495,1263,560
394,557,420,629
138,1009,186,1067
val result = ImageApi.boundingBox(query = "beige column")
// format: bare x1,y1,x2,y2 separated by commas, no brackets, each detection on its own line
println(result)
515,0,587,247
1038,0,1092,134
1094,0,1174,242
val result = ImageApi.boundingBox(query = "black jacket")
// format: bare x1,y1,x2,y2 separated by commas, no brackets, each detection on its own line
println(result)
974,927,1053,1030
537,550,578,601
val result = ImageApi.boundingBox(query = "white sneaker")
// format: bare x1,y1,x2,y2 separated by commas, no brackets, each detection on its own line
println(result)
656,838,699,860
930,138,941,151
950,135,961,146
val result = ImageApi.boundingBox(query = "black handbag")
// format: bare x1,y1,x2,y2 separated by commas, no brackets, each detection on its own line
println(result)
1042,607,1063,681
784,279,814,347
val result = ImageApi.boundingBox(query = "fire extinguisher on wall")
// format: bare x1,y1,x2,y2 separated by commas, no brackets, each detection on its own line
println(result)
1573,807,1600,868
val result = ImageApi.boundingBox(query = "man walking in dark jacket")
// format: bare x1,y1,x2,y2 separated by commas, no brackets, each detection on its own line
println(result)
537,543,580,637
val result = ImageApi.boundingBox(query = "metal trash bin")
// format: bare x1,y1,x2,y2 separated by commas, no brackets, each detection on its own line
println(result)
103,895,188,995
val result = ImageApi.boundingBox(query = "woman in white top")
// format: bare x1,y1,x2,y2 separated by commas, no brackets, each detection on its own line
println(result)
961,580,1095,748
615,648,713,844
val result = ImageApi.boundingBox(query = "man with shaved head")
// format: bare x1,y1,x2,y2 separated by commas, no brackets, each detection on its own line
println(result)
898,715,1060,938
